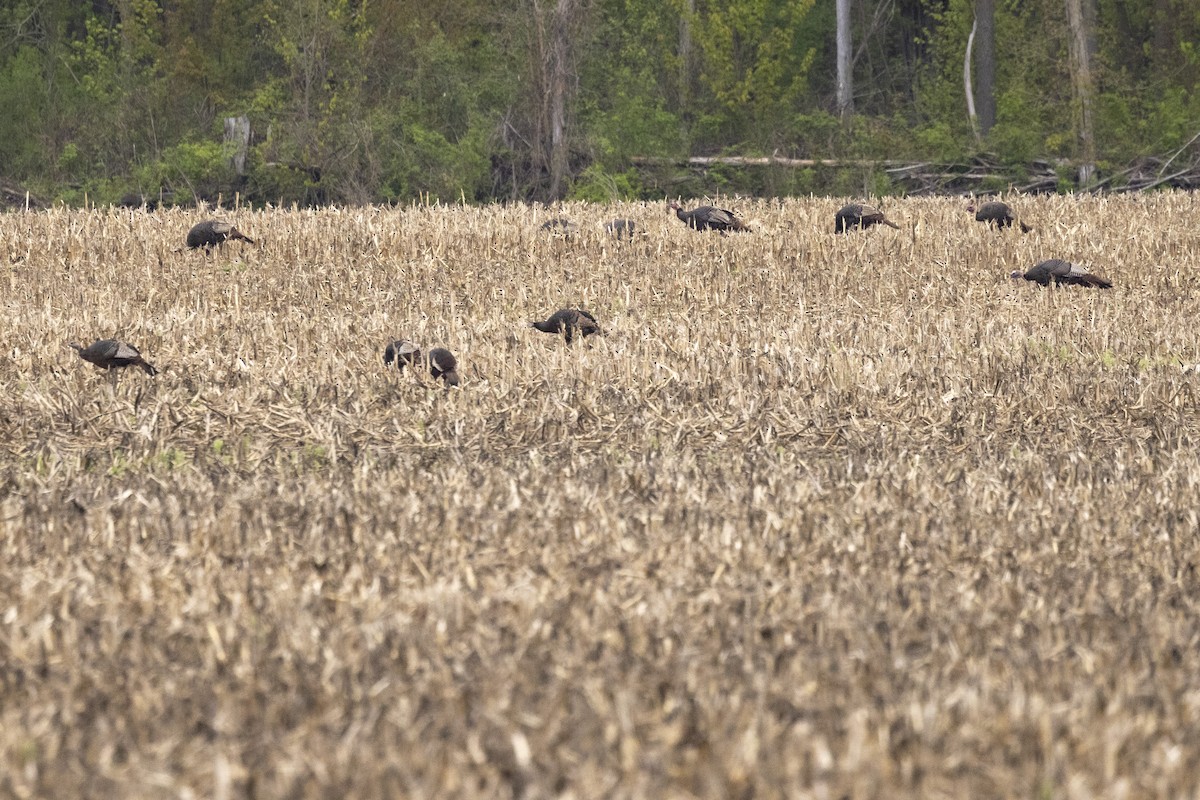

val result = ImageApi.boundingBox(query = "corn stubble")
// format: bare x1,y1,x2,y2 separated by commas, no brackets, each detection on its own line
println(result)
2,195,1200,798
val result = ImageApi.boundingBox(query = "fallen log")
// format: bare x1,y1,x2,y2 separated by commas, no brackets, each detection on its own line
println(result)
0,179,43,209
631,152,1200,194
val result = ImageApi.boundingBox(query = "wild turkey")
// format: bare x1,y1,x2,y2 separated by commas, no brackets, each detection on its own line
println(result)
605,219,637,239
67,339,158,375
667,202,750,233
383,339,421,369
428,348,460,386
540,218,579,236
834,203,899,233
530,308,600,343
186,219,255,249
969,200,1032,232
1011,259,1112,289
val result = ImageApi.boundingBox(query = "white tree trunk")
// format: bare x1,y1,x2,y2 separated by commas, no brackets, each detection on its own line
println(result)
836,0,853,117
224,116,251,176
964,17,979,144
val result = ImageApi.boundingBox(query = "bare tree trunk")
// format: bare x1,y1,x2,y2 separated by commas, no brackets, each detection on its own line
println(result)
836,0,853,117
679,0,694,137
1153,0,1172,54
528,0,550,196
975,0,996,135
547,0,576,200
1065,0,1097,185
1151,0,1181,83
224,117,251,176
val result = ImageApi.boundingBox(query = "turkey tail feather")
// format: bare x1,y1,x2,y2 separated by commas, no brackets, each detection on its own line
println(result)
1062,274,1112,289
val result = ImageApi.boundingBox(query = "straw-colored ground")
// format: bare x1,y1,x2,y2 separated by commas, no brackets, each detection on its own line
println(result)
2,195,1200,798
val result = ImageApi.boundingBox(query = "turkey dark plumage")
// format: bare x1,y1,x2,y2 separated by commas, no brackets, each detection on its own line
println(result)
530,309,601,343
67,339,158,375
969,200,1031,232
667,202,750,233
834,203,899,233
1011,259,1111,288
187,219,255,249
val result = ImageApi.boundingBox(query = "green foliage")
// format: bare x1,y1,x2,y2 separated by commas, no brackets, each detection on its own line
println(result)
911,121,965,162
69,14,121,103
788,111,844,157
56,143,83,178
990,87,1057,162
688,0,817,120
374,118,491,203
575,10,684,200
135,141,238,204
568,164,641,202
580,69,683,164
684,0,820,151
0,46,47,177
364,25,506,203
157,447,189,471
0,0,1198,203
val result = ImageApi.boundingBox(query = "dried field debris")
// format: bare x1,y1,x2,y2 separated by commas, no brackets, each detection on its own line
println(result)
4,195,1200,799
604,218,637,239
539,217,578,237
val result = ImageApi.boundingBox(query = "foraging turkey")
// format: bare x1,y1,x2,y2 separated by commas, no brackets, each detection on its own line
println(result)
834,203,899,233
969,200,1032,232
1011,259,1112,289
383,339,421,369
605,219,637,239
428,348,460,386
530,308,600,343
667,202,750,233
540,218,579,236
186,219,255,249
67,339,158,375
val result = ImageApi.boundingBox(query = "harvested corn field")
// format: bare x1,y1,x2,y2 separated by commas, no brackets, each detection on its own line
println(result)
3,194,1200,798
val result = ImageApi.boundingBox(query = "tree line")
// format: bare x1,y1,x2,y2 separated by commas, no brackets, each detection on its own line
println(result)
0,0,1197,207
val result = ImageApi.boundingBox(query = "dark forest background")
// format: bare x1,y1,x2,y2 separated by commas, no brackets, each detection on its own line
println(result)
0,0,1197,207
